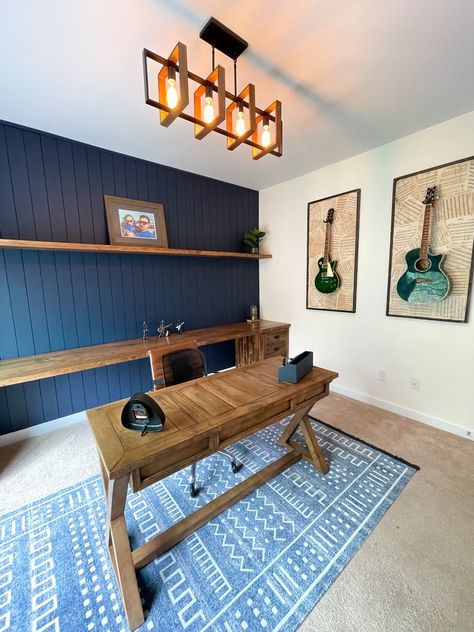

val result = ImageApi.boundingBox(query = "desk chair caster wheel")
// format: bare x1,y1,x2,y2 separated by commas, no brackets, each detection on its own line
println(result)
189,465,200,498
220,449,241,474
231,460,242,474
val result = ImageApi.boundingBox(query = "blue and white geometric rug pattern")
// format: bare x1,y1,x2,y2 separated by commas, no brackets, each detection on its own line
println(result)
0,417,418,632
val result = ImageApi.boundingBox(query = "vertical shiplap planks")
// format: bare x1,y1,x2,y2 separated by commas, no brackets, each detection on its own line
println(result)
0,120,259,434
0,250,18,359
41,135,68,242
73,144,96,244
87,147,108,244
39,252,65,352
21,250,50,353
38,378,59,425
5,126,37,240
23,131,52,241
55,374,73,418
55,252,80,349
56,140,81,241
3,250,35,356
0,126,19,239
6,384,29,431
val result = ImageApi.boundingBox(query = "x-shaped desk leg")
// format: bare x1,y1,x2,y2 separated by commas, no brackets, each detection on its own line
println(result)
278,402,329,474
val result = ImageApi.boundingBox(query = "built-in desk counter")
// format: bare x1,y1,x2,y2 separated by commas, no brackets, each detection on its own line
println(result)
0,320,290,387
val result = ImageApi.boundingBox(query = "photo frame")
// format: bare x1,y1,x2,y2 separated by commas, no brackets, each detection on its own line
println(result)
104,195,168,247
306,189,360,313
386,156,474,323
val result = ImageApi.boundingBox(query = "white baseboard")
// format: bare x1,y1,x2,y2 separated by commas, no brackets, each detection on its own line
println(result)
0,411,88,447
331,384,473,441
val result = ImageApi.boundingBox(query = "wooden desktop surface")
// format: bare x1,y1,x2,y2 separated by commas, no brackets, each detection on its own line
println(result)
89,356,338,482
0,319,288,387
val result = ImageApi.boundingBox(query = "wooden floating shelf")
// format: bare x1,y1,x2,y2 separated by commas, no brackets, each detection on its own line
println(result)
0,239,272,260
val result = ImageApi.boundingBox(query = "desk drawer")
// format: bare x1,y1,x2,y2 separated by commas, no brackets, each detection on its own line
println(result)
263,329,288,359
264,341,287,358
132,436,210,491
265,329,287,345
219,400,290,443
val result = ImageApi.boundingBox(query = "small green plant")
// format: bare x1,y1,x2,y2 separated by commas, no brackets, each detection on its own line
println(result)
243,227,265,251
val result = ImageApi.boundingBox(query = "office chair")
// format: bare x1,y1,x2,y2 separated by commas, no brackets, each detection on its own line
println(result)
149,347,241,497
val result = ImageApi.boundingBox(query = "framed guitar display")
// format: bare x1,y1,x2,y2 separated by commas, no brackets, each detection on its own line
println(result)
306,189,360,313
386,156,474,323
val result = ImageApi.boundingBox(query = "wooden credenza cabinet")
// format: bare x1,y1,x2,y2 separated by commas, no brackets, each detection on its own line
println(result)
150,321,289,385
235,323,289,366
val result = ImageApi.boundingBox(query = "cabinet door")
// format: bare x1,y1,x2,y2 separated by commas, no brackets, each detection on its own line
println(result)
235,335,259,366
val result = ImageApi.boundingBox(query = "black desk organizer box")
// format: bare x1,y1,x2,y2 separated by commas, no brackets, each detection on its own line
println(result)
278,351,313,384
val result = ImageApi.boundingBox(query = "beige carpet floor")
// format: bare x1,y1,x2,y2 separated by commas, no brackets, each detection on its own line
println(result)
1,393,473,631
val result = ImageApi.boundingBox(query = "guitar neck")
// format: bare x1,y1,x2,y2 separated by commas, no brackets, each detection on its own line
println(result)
323,222,331,264
420,203,433,259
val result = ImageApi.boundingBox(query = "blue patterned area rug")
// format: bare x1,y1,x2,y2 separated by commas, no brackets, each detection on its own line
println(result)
0,417,418,632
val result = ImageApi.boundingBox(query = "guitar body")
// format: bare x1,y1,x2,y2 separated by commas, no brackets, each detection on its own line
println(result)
315,258,340,293
396,249,450,304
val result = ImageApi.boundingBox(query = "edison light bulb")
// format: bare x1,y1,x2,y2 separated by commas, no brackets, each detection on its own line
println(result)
203,96,215,123
235,110,246,136
261,123,271,147
167,77,178,109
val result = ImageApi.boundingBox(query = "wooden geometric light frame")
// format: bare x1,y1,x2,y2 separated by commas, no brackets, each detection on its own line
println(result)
251,100,282,160
226,83,256,150
194,65,226,140
156,42,189,127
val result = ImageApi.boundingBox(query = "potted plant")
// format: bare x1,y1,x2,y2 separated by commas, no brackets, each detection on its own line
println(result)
243,228,266,254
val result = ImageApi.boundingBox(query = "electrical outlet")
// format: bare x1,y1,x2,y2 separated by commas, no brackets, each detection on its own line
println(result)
410,377,421,391
378,369,387,382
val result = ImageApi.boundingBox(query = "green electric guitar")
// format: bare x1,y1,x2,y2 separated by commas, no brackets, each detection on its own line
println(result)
315,208,340,294
396,186,450,304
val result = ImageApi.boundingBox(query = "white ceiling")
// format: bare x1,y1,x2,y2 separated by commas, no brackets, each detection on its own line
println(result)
1,0,473,191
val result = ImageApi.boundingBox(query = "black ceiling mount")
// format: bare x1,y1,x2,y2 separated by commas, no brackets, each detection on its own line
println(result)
199,17,248,60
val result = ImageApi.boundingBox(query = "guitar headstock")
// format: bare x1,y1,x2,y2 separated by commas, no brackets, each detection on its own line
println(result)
422,186,437,205
324,208,335,224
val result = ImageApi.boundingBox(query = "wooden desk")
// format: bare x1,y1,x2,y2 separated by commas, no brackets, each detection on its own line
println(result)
0,320,289,387
87,357,338,630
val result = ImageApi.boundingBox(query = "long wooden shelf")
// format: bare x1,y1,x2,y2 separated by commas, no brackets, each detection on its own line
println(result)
0,238,271,260
0,320,289,387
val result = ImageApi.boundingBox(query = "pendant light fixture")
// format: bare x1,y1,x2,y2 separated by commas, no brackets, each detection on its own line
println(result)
143,17,282,160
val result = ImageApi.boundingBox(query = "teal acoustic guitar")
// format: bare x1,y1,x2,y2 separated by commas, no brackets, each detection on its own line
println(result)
315,208,340,294
396,186,450,304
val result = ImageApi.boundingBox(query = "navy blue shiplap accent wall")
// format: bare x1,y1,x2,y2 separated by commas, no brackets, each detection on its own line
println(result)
0,121,259,434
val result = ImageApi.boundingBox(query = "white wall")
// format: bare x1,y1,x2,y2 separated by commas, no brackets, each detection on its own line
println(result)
260,111,474,437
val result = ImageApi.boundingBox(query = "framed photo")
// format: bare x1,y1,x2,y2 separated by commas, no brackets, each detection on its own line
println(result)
386,156,474,323
104,196,168,247
306,189,360,313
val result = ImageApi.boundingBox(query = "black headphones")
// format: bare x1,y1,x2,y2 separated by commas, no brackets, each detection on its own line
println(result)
121,392,166,435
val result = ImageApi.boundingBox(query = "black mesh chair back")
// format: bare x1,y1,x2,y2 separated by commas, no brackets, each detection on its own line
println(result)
162,348,207,387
